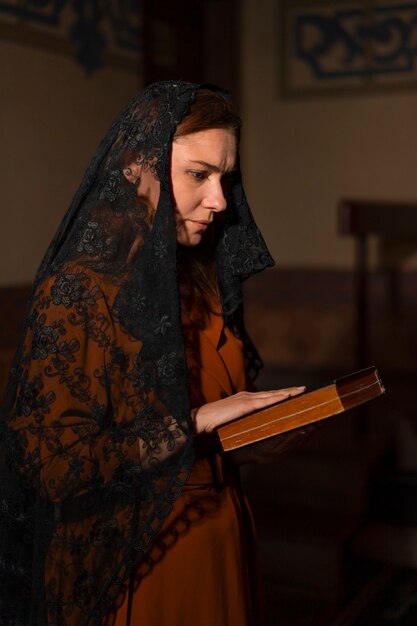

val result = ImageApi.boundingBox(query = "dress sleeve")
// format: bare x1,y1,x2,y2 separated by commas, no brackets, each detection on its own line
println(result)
10,269,185,503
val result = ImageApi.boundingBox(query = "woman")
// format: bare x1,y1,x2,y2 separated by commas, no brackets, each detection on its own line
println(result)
0,81,304,626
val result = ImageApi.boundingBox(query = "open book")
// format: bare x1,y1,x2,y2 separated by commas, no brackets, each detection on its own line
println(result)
217,367,384,452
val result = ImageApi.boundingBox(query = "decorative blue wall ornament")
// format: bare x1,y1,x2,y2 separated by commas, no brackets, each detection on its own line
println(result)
0,0,141,74
281,1,417,97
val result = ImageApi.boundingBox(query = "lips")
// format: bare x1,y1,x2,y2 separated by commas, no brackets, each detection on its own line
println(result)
191,220,210,229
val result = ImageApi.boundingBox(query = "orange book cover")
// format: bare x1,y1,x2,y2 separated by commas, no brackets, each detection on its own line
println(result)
217,367,385,452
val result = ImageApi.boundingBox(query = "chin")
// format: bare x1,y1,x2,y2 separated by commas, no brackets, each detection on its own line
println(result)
177,231,204,247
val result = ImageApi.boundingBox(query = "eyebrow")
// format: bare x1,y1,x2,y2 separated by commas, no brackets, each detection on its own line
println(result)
187,159,237,173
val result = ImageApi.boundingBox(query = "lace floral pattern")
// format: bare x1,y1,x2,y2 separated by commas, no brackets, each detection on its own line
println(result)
0,81,273,626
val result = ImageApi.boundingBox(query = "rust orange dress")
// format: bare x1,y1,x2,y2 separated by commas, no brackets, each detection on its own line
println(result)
11,268,261,626
106,301,260,626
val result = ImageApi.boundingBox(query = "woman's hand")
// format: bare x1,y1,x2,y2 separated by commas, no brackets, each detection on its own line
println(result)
191,387,306,434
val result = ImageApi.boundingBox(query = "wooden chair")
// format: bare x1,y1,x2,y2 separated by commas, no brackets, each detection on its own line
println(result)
338,199,417,369
338,200,417,579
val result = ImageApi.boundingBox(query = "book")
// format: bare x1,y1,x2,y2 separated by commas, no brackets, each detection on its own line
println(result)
217,366,385,452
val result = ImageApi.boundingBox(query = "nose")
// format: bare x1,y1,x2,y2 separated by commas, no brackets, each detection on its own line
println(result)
202,179,227,213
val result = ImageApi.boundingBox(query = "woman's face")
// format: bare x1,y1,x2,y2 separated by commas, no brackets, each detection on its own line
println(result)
123,127,237,247
170,128,237,246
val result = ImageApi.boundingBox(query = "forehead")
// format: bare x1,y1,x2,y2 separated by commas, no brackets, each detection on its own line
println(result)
172,128,237,169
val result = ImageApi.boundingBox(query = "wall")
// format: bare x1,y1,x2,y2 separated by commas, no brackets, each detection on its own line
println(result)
0,40,140,286
240,0,417,269
2,3,417,373
239,0,417,374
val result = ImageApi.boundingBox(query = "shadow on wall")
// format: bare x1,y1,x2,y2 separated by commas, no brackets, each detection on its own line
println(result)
2,265,417,397
244,266,417,379
0,286,32,397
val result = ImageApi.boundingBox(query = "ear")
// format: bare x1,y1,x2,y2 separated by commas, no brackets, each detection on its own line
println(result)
122,162,141,185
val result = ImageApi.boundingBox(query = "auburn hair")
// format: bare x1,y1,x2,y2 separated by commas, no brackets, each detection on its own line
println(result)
174,88,241,141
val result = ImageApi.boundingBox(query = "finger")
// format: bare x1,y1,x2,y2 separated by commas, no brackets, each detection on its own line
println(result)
246,393,292,410
253,391,292,399
244,388,308,413
254,387,305,399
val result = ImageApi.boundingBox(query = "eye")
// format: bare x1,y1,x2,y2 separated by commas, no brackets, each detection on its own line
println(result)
188,170,207,181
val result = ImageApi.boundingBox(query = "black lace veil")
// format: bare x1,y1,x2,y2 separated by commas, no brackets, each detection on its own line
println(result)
0,81,273,626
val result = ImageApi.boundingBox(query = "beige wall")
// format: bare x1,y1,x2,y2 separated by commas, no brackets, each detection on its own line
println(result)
240,0,417,268
3,2,417,285
0,40,140,286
